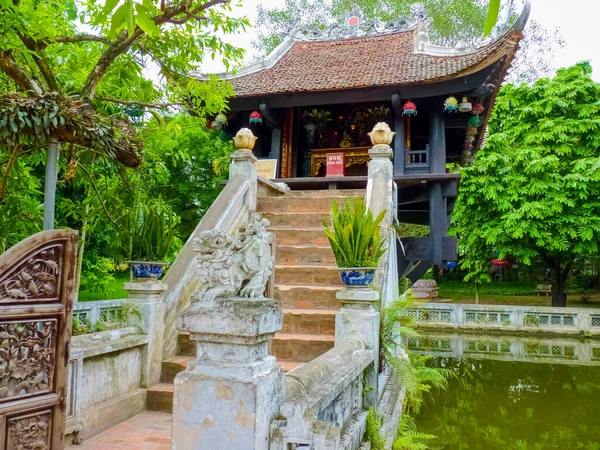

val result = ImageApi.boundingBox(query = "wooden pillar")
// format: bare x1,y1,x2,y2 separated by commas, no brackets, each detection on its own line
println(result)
429,99,446,174
269,127,281,173
391,93,405,176
429,181,446,266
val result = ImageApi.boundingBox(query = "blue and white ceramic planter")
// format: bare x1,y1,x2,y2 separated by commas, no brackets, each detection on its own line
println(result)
127,261,168,281
338,268,376,287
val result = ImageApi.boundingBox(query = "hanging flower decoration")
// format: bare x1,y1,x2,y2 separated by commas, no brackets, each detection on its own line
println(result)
468,115,481,127
212,113,228,130
444,96,459,112
403,101,417,116
249,111,262,125
472,103,485,115
466,125,478,136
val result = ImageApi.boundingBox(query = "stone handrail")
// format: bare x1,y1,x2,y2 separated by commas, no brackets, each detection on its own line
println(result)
272,339,374,449
73,299,125,328
161,173,252,359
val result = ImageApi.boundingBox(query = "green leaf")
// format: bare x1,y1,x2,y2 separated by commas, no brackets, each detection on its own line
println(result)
483,0,500,38
135,4,160,35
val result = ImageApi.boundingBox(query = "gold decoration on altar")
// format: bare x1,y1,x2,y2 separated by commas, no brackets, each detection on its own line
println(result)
311,147,371,176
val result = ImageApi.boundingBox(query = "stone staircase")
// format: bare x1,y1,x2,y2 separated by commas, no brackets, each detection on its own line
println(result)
146,188,365,412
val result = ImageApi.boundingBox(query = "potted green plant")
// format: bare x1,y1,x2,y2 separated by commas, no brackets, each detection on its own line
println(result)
127,197,180,281
323,199,386,287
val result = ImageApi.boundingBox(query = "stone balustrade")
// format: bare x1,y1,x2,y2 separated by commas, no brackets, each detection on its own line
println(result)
73,299,125,328
407,302,600,335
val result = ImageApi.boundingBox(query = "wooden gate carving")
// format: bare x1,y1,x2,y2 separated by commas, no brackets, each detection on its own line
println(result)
0,230,77,450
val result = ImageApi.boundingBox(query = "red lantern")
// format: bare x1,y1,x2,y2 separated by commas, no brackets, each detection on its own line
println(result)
249,111,262,125
472,103,485,115
403,101,417,116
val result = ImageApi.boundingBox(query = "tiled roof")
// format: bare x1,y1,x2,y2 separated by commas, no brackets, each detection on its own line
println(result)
228,29,521,98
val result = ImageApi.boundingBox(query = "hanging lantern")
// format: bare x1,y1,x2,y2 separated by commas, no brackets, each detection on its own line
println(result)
403,101,417,116
249,111,262,125
472,103,485,115
444,96,459,113
212,113,228,130
466,125,478,136
468,115,481,127
459,96,472,113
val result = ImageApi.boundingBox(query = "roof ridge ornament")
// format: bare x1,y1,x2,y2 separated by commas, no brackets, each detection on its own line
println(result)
292,3,430,42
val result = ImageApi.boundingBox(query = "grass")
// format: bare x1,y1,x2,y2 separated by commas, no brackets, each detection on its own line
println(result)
437,281,600,308
77,271,130,302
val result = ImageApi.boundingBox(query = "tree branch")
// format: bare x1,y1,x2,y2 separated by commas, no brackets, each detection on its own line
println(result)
95,96,183,109
77,162,119,227
51,34,111,45
0,50,42,94
0,143,21,200
17,34,59,91
82,0,229,99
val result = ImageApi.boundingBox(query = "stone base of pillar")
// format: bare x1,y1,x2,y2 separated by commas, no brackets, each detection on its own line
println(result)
172,297,284,450
122,281,167,387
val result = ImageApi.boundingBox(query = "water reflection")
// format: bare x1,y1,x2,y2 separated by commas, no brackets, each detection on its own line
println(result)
414,334,600,450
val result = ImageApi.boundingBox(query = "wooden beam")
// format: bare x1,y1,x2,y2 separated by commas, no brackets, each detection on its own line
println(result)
391,93,405,176
398,237,457,261
259,103,281,128
229,66,495,111
429,181,446,265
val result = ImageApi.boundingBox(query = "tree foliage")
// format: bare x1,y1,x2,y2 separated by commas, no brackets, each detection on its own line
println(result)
452,62,600,306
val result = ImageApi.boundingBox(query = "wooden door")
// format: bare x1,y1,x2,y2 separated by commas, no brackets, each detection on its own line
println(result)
0,230,77,450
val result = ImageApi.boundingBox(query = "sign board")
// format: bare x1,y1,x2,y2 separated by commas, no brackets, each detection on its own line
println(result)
256,159,278,179
326,152,345,177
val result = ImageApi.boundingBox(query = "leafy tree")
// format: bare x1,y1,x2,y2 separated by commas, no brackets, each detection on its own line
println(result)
452,62,600,307
0,0,247,229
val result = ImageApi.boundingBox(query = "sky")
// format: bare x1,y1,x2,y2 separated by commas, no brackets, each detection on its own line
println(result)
201,0,600,81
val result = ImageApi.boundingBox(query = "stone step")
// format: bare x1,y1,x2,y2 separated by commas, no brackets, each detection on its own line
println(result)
276,245,335,266
177,332,195,357
146,383,174,413
160,355,194,384
274,265,342,286
272,333,335,362
263,212,329,228
276,285,342,310
281,309,337,335
258,195,359,214
269,227,330,246
283,189,365,198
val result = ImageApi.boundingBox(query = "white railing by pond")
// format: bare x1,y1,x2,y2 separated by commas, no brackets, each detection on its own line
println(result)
73,299,125,328
407,302,600,335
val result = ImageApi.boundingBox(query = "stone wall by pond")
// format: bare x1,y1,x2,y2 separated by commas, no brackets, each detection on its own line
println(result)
67,327,149,442
407,302,600,335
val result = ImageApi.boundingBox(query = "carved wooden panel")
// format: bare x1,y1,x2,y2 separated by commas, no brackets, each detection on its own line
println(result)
6,410,52,450
0,244,63,304
0,320,56,403
0,230,77,450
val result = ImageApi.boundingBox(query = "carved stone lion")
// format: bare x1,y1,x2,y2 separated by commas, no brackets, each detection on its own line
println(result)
193,213,274,303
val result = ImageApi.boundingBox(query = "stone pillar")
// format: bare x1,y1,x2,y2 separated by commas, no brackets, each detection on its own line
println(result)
231,128,258,211
335,287,380,408
122,281,167,387
172,297,284,450
366,122,395,229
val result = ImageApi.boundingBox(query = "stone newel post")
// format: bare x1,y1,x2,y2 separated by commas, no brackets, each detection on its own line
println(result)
122,281,167,387
230,128,259,211
171,205,284,450
335,287,380,408
172,298,284,450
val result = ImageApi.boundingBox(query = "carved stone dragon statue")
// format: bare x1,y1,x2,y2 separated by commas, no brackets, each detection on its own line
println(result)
193,213,274,303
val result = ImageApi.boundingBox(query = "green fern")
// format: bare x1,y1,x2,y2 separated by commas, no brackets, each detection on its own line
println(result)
393,416,436,450
322,198,386,268
131,197,180,261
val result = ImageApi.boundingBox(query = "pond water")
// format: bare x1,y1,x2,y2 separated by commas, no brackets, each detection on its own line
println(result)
414,338,600,450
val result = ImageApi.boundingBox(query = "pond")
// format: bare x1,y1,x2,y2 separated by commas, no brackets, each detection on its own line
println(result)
413,335,600,450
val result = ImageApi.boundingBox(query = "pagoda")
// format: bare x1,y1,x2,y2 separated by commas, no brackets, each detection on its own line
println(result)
198,2,529,278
